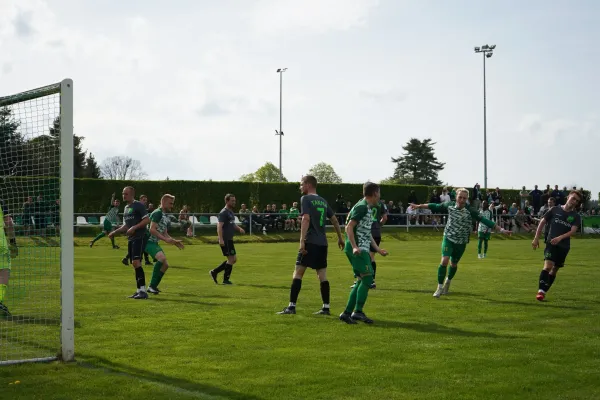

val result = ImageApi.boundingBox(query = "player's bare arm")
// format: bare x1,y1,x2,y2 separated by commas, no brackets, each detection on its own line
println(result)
550,225,578,245
299,214,310,254
217,222,224,245
345,219,360,254
369,235,388,256
127,215,149,236
109,223,129,237
235,224,245,235
532,219,547,249
329,215,344,250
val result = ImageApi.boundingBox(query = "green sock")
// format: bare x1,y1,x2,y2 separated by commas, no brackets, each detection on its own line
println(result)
437,265,447,284
150,261,165,288
355,275,373,312
0,283,6,303
477,239,483,253
110,236,116,247
92,232,105,243
484,240,488,254
344,281,360,314
448,266,458,280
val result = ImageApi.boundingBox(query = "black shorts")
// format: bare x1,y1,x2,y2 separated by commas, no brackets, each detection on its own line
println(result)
128,237,145,262
544,243,570,268
296,243,328,270
221,240,236,257
369,236,382,253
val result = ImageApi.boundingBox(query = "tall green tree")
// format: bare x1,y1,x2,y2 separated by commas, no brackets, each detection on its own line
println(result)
388,138,445,185
48,117,90,178
84,153,102,178
0,107,25,177
239,162,288,183
307,162,342,184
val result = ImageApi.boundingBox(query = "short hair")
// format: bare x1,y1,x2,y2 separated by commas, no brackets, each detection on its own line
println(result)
456,188,469,198
301,175,317,188
124,186,135,194
363,182,380,197
570,190,583,203
161,194,175,202
140,194,147,199
225,193,235,203
548,197,556,203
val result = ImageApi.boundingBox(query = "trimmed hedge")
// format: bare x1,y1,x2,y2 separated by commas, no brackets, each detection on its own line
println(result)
1,178,592,213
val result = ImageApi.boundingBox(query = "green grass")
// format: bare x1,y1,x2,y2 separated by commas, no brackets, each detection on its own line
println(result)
1,236,600,399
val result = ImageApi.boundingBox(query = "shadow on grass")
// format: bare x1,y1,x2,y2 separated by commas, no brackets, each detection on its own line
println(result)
167,265,195,270
371,320,521,338
483,298,589,310
150,298,220,307
177,293,231,299
78,353,263,400
236,284,289,290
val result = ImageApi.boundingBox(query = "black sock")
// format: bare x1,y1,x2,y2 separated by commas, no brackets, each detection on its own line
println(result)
372,261,377,279
144,251,150,262
214,261,227,274
548,274,556,290
539,270,550,292
135,267,146,289
290,278,302,304
224,264,233,281
320,281,330,306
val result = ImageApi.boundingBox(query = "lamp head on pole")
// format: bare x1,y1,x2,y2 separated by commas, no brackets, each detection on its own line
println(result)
276,68,288,73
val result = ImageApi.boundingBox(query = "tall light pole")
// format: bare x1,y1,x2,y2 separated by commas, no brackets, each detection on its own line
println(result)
474,44,495,190
275,68,287,181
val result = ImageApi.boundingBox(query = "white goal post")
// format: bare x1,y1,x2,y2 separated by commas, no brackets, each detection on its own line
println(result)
0,79,74,365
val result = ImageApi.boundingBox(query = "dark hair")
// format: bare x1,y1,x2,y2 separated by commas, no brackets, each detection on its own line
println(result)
363,182,380,197
548,197,556,203
570,190,583,203
225,193,235,203
302,175,318,188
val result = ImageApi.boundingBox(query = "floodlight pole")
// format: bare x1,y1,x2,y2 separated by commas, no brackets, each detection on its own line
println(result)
276,68,287,181
474,45,495,190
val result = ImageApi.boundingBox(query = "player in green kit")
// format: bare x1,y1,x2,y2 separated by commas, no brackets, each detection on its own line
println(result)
146,194,184,294
411,188,510,298
477,200,492,259
0,199,18,317
89,193,121,249
339,182,388,325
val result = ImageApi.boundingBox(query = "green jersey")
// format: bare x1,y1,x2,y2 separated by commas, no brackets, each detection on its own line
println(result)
428,202,495,244
148,208,170,243
345,198,373,252
106,205,120,225
478,210,493,234
288,207,299,219
279,208,289,219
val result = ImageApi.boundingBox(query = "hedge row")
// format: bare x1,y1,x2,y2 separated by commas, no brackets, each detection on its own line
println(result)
1,178,591,213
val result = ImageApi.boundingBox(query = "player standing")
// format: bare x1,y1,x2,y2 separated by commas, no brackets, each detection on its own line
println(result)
277,175,344,315
532,190,582,301
146,194,184,294
122,194,152,266
90,193,120,249
0,199,17,317
109,186,150,299
411,188,510,298
209,194,245,285
477,200,492,259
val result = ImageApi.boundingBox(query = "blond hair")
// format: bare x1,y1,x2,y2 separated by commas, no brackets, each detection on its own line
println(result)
161,194,175,204
455,188,469,198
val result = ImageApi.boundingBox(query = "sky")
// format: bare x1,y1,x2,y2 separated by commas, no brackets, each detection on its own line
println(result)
1,0,598,197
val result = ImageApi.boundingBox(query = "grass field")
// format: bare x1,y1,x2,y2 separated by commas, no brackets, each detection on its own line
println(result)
1,234,600,400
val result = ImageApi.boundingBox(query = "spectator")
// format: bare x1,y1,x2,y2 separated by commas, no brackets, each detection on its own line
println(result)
440,187,451,203
492,187,502,206
178,205,193,237
22,196,34,235
449,187,456,201
471,183,482,210
519,186,529,209
238,203,251,231
529,185,543,213
262,204,274,230
34,194,47,236
541,187,550,206
514,209,532,233
523,200,534,216
509,203,518,216
287,202,300,231
278,203,288,230
251,205,265,232
429,189,441,204
387,200,399,225
551,185,563,205
148,203,156,213
335,194,346,224
500,209,513,231
406,203,418,225
538,197,556,217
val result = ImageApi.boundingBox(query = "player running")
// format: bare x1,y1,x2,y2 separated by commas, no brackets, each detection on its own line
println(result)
209,194,245,285
90,193,121,249
146,194,184,294
477,201,492,259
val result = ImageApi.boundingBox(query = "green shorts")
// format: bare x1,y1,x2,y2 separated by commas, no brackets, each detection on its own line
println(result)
345,250,373,277
478,232,491,240
103,219,113,232
0,253,11,271
145,241,164,259
441,237,466,264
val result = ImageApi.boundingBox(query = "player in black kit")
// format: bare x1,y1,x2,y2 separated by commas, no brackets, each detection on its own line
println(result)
277,175,344,315
532,190,582,301
109,186,150,299
209,194,245,285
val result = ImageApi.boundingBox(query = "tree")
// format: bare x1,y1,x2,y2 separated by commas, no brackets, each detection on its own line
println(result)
100,156,148,180
48,117,89,178
0,107,25,177
307,162,342,184
238,162,287,183
388,138,445,185
84,153,102,179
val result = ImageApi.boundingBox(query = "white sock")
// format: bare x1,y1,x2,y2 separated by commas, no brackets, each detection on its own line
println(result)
322,304,330,309
139,286,146,293
438,284,443,289
288,302,296,307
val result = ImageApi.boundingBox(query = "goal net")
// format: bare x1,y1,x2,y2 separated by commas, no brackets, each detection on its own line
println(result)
0,80,74,365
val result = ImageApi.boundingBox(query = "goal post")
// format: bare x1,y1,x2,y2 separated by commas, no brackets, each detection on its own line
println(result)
0,79,74,365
